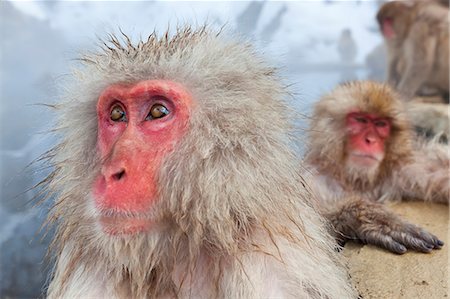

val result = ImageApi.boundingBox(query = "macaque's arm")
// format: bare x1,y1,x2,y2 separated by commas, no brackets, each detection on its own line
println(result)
386,53,401,87
325,196,443,254
396,22,437,98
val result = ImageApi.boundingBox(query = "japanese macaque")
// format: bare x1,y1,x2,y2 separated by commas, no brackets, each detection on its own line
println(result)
305,81,449,254
337,29,357,64
42,28,356,298
376,1,449,100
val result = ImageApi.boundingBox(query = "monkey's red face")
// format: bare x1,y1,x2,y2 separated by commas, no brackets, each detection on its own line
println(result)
93,80,193,235
345,112,391,168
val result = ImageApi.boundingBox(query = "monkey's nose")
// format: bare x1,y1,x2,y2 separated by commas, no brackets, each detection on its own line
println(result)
111,168,126,181
365,133,378,144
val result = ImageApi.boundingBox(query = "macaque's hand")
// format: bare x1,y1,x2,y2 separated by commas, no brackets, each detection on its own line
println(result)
332,200,444,254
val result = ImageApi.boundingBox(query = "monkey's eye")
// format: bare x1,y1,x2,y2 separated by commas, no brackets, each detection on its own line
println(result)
374,120,387,127
110,105,126,122
354,117,368,124
146,104,170,120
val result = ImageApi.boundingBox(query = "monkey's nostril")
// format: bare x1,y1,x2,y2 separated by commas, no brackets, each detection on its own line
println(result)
112,169,126,181
366,137,376,144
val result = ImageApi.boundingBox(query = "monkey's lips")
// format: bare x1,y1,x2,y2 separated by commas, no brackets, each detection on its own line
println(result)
99,215,152,236
349,153,382,166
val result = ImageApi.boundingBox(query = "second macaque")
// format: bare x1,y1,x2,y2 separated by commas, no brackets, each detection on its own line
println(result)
377,1,449,100
305,81,449,254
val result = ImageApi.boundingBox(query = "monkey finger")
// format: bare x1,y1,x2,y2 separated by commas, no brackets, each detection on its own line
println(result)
363,231,407,254
402,224,444,249
389,231,434,253
434,239,444,249
411,231,444,249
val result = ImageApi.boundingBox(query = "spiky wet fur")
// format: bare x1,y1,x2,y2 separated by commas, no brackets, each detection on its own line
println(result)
42,27,356,298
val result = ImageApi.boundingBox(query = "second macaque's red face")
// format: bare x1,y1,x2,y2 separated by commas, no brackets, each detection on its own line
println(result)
93,80,193,235
345,112,391,167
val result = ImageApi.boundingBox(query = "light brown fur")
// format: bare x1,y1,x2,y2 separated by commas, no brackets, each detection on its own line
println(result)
41,27,356,298
377,1,449,100
305,81,449,254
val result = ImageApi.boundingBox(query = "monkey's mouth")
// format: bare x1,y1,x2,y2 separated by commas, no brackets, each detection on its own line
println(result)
99,215,152,236
349,153,382,165
351,153,379,160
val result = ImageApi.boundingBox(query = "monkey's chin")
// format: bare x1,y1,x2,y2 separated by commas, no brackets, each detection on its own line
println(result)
99,215,152,236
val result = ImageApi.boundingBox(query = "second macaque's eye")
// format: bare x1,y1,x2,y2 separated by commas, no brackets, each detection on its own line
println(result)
110,104,127,122
355,116,368,124
146,104,170,120
374,120,388,127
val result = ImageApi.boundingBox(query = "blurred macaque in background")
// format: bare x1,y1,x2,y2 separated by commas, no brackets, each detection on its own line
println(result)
337,28,358,81
377,0,449,102
338,28,357,64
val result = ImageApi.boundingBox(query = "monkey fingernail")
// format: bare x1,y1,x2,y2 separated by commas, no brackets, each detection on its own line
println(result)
432,240,444,249
417,242,434,253
385,241,407,254
394,245,407,254
424,245,434,252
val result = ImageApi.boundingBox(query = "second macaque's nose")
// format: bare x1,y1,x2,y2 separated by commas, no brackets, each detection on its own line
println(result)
365,136,377,144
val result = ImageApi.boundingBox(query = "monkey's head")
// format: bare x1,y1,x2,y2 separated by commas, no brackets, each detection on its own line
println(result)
46,27,309,272
377,1,415,41
308,81,412,188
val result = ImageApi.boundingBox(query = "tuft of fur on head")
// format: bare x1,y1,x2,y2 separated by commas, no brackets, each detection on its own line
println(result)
41,27,353,298
306,81,413,190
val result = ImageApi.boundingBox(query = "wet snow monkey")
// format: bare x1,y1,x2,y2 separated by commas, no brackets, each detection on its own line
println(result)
42,28,356,298
305,81,449,254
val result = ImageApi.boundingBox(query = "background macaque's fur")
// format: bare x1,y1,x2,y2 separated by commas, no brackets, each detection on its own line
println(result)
377,0,449,100
42,27,355,298
305,81,449,254
406,101,449,143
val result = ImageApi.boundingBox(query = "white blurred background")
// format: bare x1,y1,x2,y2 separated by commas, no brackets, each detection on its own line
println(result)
0,1,387,297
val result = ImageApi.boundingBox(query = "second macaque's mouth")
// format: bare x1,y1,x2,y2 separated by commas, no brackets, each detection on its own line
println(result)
351,153,381,162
